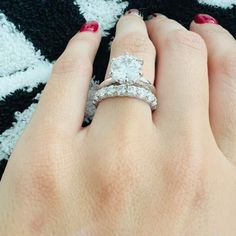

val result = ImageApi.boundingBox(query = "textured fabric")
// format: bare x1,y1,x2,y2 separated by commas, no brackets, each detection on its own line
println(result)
0,0,236,180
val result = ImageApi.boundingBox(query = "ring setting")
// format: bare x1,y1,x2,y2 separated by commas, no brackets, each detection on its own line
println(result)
93,52,158,111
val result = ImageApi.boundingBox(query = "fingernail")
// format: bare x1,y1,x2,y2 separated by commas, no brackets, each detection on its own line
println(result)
125,9,143,18
147,13,166,20
194,14,219,24
80,21,99,32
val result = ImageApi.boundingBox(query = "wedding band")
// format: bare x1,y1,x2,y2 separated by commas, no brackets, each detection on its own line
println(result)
93,84,157,111
98,77,156,94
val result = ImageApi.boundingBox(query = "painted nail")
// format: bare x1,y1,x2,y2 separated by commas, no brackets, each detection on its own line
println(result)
80,21,99,32
194,14,219,24
125,9,143,18
147,13,166,20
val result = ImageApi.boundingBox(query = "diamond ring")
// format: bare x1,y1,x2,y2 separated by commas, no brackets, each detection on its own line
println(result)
93,84,157,111
93,52,158,111
98,52,156,94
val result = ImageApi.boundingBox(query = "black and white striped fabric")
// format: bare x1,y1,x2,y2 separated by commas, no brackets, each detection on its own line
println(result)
0,0,236,180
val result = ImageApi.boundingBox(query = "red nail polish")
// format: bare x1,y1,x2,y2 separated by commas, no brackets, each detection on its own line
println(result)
194,14,219,24
80,21,99,32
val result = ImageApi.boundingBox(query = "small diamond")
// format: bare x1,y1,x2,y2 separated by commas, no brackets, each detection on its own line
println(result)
147,94,154,103
118,85,127,95
94,95,99,101
110,87,116,94
96,90,101,97
106,89,113,96
138,88,146,99
153,101,157,107
127,86,136,96
101,89,105,95
148,96,153,103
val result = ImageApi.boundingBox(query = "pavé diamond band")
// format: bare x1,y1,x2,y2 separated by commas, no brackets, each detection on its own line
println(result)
93,52,158,111
93,84,157,111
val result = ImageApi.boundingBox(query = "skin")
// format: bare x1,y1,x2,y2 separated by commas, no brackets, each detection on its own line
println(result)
0,11,236,236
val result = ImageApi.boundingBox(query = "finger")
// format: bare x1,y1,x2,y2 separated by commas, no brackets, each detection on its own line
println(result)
146,14,211,134
190,14,236,161
92,10,156,129
30,21,101,136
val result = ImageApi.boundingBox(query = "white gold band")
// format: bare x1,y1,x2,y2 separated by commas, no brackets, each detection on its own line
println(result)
93,84,158,111
98,77,156,94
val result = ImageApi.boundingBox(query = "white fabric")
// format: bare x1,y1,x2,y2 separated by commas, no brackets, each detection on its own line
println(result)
199,0,236,8
74,0,128,36
0,63,52,100
0,100,38,160
0,13,46,77
0,12,52,100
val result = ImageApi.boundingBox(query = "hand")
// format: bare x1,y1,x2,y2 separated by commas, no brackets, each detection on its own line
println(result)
1,10,236,235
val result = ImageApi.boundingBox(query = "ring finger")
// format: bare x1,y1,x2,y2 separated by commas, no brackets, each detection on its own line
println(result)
91,9,156,130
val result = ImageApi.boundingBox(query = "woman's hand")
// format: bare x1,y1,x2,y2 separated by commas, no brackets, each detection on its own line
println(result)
1,10,236,235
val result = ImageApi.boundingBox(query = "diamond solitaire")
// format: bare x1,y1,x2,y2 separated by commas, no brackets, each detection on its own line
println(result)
98,52,156,94
111,52,143,84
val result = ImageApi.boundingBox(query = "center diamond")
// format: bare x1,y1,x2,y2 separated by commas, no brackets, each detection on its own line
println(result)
111,53,143,84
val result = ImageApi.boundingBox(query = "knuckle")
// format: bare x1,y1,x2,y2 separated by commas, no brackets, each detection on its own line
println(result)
52,55,92,77
38,124,66,142
68,33,95,48
14,155,62,207
15,131,73,205
94,159,138,210
67,32,83,46
150,18,178,31
117,16,140,27
221,118,236,140
203,25,231,38
165,30,206,54
112,32,155,55
220,51,236,78
216,106,236,140
111,116,150,145
157,18,178,27
162,141,209,207
91,145,142,211
29,164,59,198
